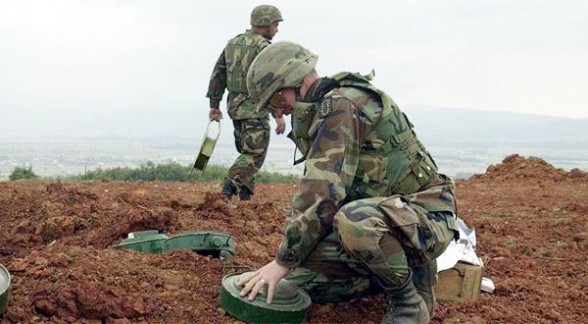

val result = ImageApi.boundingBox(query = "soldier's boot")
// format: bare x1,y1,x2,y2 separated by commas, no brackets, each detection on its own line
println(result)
221,179,237,201
238,187,252,201
380,272,430,324
412,261,437,319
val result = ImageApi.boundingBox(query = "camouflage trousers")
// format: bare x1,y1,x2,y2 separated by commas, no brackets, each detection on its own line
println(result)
226,118,270,194
286,196,458,303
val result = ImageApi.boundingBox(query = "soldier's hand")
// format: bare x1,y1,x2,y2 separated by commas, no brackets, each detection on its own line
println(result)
209,107,222,122
275,116,286,135
236,260,289,304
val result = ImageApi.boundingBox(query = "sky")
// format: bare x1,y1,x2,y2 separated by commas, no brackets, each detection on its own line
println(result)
1,0,587,138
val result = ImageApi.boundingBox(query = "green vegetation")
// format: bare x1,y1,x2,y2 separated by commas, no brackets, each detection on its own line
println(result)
67,161,299,183
9,166,39,181
505,235,517,249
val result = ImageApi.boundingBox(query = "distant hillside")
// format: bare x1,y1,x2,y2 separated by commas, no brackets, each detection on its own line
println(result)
403,106,588,148
1,105,587,179
2,105,587,146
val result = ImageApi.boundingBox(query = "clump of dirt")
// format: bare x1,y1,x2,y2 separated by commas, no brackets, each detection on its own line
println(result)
472,153,586,182
568,167,588,179
37,216,89,243
7,247,225,322
45,181,100,204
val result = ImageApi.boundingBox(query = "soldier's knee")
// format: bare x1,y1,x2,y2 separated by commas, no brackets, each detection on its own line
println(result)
334,211,388,252
335,200,382,222
334,211,359,249
333,208,361,233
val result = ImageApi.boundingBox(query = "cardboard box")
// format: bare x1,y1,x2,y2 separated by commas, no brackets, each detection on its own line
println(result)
434,261,484,302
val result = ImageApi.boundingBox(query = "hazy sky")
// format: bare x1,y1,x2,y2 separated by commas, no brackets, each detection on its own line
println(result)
1,0,587,128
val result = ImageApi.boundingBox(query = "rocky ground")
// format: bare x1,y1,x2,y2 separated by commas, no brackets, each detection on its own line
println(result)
1,154,587,323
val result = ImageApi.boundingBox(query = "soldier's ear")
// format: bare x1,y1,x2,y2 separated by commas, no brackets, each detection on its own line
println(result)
300,72,319,99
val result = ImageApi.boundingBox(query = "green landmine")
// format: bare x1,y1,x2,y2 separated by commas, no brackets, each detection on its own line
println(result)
220,272,311,323
0,263,11,315
193,121,220,171
113,230,169,254
162,231,235,259
114,230,235,260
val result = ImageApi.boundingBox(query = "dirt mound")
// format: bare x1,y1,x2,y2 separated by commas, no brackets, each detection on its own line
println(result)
472,154,588,182
1,165,587,323
7,247,225,322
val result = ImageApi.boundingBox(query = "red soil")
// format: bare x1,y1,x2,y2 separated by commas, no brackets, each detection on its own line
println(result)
1,154,587,323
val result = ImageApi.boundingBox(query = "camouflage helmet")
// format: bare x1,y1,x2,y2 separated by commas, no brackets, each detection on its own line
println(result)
247,41,318,112
250,5,283,27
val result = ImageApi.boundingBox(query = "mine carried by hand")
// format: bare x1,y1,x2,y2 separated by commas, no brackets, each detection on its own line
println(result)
193,121,220,171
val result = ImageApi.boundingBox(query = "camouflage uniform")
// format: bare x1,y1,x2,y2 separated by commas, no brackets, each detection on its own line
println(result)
279,72,459,302
206,5,282,199
247,42,459,323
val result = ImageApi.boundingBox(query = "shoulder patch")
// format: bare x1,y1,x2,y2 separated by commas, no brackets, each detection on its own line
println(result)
318,98,333,118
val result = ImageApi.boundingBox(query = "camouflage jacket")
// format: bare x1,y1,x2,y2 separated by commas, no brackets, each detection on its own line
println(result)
206,30,271,120
276,73,458,268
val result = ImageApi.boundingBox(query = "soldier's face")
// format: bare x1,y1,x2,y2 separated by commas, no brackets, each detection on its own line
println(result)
266,22,279,39
270,72,316,116
273,88,296,116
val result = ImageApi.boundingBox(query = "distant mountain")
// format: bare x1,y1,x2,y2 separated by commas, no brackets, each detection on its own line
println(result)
403,105,588,148
3,105,586,146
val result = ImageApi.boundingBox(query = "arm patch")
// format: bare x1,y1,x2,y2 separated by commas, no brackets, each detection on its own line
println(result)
318,98,333,118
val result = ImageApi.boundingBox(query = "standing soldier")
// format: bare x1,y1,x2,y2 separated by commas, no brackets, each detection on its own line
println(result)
206,5,285,201
237,41,460,323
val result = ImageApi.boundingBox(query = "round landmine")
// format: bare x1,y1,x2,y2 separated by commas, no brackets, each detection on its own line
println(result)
0,263,11,314
219,272,311,323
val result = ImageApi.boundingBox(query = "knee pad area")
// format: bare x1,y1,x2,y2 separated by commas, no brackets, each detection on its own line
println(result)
333,211,389,257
